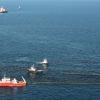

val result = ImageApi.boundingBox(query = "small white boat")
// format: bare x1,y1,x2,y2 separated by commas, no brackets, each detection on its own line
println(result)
28,64,37,72
37,58,48,64
37,58,49,69
0,7,8,13
28,64,44,74
0,75,26,87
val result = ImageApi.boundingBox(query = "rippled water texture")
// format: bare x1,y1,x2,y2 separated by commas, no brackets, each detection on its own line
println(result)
0,0,100,100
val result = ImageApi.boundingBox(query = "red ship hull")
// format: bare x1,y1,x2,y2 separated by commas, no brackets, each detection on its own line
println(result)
0,81,26,87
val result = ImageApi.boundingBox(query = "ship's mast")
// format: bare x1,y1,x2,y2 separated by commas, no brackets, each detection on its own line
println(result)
22,76,26,83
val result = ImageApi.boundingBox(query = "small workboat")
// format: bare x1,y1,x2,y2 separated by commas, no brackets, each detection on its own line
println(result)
37,58,48,69
0,76,26,87
0,7,8,13
37,58,48,65
28,58,49,74
28,64,44,74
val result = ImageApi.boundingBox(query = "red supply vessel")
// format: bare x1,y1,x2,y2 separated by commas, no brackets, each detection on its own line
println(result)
0,75,26,87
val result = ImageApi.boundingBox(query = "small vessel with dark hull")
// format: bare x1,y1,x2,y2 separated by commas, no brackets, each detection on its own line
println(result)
28,59,49,74
0,7,8,13
37,58,48,69
37,58,48,65
27,64,44,74
0,76,26,87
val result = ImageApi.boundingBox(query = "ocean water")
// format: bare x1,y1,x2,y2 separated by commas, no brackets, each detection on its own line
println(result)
0,0,100,100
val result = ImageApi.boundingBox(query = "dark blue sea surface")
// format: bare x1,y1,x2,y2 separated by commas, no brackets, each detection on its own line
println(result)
0,0,100,100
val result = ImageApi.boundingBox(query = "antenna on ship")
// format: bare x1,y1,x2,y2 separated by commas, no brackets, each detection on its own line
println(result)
18,5,21,9
3,72,6,78
18,0,21,9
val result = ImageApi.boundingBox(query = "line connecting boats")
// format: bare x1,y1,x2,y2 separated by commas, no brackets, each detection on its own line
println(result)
0,76,26,87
